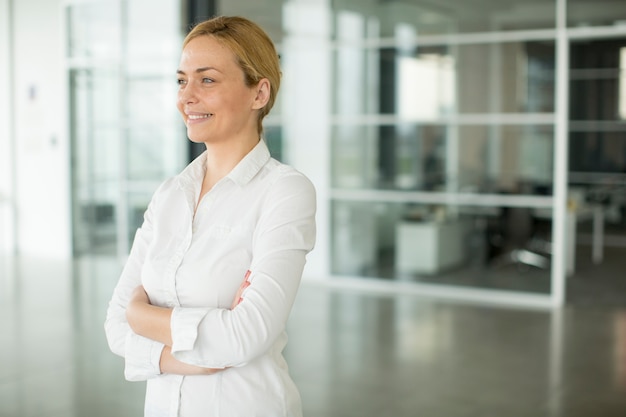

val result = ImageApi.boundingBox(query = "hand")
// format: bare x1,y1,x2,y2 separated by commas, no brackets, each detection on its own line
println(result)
230,270,251,310
160,345,226,376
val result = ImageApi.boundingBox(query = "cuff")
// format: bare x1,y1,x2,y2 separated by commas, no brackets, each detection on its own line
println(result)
123,331,165,381
170,307,209,355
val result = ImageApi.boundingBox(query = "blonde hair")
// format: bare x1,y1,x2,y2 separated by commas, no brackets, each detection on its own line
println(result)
183,16,281,134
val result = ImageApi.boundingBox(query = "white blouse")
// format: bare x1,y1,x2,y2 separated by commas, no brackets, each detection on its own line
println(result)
104,140,316,417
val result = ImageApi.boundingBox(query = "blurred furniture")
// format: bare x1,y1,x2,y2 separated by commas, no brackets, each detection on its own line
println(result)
396,219,469,274
487,206,551,270
534,198,604,276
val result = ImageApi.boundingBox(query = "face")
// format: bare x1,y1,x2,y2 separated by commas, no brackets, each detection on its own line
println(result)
176,36,266,144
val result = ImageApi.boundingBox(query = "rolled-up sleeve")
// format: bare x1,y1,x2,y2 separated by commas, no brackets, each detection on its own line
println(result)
124,332,165,381
170,172,316,368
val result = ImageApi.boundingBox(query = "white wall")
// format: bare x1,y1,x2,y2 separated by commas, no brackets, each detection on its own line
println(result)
0,0,15,254
6,0,71,258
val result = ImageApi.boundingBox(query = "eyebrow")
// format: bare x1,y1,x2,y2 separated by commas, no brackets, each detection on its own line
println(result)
177,67,220,75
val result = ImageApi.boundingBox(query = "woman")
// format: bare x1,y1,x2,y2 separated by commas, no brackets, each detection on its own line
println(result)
104,16,316,417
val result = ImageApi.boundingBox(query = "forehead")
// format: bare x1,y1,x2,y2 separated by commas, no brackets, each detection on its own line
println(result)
179,35,238,69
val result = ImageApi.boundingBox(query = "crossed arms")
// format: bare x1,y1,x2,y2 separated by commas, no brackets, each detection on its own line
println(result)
125,279,249,375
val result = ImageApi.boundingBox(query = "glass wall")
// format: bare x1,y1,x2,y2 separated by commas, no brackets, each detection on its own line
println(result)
202,0,626,306
322,2,559,302
332,0,557,35
65,0,626,307
67,0,185,257
568,36,626,255
568,0,626,28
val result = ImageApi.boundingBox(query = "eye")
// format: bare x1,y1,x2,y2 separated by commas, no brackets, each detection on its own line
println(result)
202,78,214,84
177,78,187,86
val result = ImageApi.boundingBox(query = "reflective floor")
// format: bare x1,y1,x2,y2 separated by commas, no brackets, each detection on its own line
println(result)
1,251,626,417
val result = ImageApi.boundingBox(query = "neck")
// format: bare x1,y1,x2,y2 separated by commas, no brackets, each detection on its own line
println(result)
202,136,259,188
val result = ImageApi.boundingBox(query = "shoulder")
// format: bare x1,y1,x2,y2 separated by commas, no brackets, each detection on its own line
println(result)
151,177,179,200
146,170,190,209
264,159,316,198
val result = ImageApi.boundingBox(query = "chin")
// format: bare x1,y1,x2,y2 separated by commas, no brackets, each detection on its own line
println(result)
186,130,209,144
187,136,206,144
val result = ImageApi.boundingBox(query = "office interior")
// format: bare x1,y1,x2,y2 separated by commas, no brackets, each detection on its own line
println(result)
2,0,626,416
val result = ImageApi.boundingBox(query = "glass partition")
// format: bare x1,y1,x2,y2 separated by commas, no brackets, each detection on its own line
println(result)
323,2,562,303
333,41,556,117
568,0,626,28
69,68,121,254
331,199,552,294
66,1,121,59
67,0,184,256
331,0,557,37
568,37,626,257
331,123,554,194
62,0,626,306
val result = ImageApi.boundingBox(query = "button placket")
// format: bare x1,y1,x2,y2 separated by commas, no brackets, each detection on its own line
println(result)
165,208,194,309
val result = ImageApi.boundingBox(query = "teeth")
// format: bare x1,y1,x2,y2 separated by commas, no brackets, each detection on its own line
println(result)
188,114,210,120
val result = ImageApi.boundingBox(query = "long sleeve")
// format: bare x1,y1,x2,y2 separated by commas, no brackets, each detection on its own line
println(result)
169,172,316,368
104,187,166,381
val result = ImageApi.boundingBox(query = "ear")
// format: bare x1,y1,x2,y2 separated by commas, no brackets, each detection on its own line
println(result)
251,78,271,110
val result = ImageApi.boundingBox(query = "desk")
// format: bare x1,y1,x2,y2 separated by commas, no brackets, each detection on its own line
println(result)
396,219,470,274
395,204,604,277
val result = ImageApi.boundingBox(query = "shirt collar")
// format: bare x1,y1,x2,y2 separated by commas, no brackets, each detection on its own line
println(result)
177,139,271,190
227,139,271,186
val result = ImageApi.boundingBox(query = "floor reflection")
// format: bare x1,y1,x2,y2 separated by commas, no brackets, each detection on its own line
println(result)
1,254,625,417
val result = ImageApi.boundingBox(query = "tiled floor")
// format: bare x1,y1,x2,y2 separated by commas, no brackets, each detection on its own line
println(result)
1,252,626,417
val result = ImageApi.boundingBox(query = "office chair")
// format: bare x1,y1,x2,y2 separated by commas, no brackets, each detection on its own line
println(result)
487,205,550,270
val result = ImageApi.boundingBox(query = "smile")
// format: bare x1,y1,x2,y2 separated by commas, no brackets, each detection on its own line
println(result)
188,113,212,120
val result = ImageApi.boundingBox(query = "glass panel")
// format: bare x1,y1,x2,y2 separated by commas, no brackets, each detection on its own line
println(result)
331,124,554,194
568,0,626,28
457,125,554,195
68,0,184,256
331,124,380,189
66,2,121,59
70,68,121,254
331,200,552,294
126,0,181,71
126,77,183,181
569,38,626,252
569,37,626,174
332,0,556,37
333,41,556,116
570,38,626,122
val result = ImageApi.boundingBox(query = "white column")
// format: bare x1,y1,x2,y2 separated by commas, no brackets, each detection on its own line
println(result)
282,0,332,279
551,0,569,306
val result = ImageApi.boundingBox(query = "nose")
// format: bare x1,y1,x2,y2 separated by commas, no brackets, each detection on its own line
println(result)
178,82,198,105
